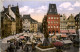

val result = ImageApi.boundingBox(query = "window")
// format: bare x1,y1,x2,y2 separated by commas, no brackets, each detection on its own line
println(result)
54,21,58,24
51,26,53,28
57,17,59,19
56,31,58,33
54,26,55,28
48,26,50,28
57,22,58,24
48,21,50,24
57,26,58,28
50,9,52,12
48,17,50,19
54,17,56,19
51,17,53,19
51,21,53,24
55,9,56,12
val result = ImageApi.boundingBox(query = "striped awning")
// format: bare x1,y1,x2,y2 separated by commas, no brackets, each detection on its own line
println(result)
68,29,76,34
60,30,68,33
61,34,68,37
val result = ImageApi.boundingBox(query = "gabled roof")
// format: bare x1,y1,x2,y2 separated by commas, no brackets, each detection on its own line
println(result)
23,15,38,23
1,5,17,21
5,13,15,21
67,14,75,21
74,13,80,19
11,6,18,13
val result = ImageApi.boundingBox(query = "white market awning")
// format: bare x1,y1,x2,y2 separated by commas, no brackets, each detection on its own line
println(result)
70,34,77,36
62,40,73,44
49,33,53,36
56,33,62,36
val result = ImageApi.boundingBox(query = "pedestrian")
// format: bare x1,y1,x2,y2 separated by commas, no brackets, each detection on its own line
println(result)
25,46,28,52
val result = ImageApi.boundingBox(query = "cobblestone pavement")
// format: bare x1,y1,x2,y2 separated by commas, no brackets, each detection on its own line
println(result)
16,47,24,52
63,45,79,52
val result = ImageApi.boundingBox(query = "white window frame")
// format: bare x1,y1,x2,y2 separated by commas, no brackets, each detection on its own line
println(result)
57,26,58,28
57,17,59,19
51,17,53,19
51,26,53,28
48,17,50,19
48,26,50,28
54,26,55,28
54,17,56,19
48,21,50,24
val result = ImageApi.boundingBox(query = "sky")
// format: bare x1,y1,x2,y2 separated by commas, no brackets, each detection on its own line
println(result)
3,1,80,22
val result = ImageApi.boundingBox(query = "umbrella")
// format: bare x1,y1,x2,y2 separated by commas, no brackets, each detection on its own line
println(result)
19,36,25,39
23,34,30,37
35,35,42,38
53,41,63,46
26,42,32,44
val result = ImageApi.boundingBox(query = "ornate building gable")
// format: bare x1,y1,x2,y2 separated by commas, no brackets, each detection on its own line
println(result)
67,14,75,22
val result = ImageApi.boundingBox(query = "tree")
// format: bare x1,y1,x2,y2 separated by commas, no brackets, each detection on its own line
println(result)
42,15,50,46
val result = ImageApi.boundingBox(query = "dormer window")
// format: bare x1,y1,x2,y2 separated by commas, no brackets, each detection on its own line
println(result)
50,9,52,12
55,9,56,12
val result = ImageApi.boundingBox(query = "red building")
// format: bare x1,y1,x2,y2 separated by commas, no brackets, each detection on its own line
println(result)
47,4,60,34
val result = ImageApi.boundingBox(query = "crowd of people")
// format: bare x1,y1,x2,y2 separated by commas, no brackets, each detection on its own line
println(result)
6,34,42,52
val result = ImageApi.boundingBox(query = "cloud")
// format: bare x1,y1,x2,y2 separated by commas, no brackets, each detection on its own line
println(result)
68,7,74,10
36,6,48,13
19,5,48,22
59,2,72,8
19,5,48,15
58,2,76,11
73,1,80,7
19,6,34,14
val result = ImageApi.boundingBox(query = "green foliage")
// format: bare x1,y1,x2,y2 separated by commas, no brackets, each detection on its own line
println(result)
56,49,63,52
38,43,54,49
42,15,49,38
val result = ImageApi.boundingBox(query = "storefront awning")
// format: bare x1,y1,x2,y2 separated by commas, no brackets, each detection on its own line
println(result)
62,40,73,44
52,36,57,39
61,34,68,37
68,29,76,34
60,30,68,33
55,33,62,36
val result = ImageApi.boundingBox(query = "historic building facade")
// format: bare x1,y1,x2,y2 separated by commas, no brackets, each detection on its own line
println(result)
60,14,68,34
74,13,80,31
1,11,16,37
22,15,31,32
22,15,38,32
1,5,22,37
30,21,38,32
47,4,60,34
67,14,76,34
